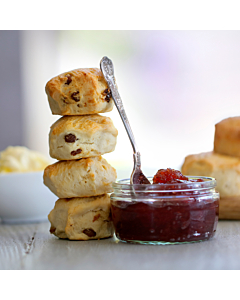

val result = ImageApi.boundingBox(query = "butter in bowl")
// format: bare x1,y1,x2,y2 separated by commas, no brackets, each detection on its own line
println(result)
0,146,56,224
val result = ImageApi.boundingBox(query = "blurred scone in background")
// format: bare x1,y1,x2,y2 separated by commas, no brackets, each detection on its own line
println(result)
182,117,240,220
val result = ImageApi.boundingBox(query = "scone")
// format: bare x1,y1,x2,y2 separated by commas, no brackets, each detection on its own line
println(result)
48,194,114,240
43,156,117,198
214,116,240,158
45,68,114,115
49,114,118,160
181,151,240,198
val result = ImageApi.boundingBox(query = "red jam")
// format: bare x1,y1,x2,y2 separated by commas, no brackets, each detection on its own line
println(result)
110,169,219,244
153,168,189,183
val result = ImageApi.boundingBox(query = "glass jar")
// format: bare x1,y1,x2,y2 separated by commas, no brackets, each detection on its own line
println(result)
110,176,219,245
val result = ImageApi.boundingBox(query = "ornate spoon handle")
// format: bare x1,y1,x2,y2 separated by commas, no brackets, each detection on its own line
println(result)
100,56,138,155
100,56,149,184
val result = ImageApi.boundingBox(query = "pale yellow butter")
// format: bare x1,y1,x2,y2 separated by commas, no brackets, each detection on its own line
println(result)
0,146,50,173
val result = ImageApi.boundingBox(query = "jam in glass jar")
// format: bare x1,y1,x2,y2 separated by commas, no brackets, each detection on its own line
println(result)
110,176,219,245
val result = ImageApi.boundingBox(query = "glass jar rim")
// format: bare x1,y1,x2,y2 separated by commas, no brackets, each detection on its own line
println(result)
112,176,216,192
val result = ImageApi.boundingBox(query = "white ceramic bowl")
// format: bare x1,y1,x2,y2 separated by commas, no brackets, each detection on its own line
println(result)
0,171,57,224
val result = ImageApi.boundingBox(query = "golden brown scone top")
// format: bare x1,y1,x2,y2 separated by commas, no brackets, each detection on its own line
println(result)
216,116,240,129
44,156,109,178
50,114,118,137
214,116,240,157
45,68,113,115
46,68,106,100
182,151,240,175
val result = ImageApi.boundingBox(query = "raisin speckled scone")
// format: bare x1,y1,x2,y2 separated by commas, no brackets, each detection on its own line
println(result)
181,151,240,198
43,156,117,198
49,114,118,160
45,68,114,115
48,194,114,240
214,116,240,158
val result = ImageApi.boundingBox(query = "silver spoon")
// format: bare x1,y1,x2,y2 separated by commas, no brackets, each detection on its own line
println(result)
100,56,150,185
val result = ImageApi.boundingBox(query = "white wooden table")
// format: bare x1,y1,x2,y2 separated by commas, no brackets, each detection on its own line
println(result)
0,220,240,270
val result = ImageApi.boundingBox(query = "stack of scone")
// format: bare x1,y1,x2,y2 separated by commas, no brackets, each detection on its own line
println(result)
182,116,240,219
43,68,118,240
